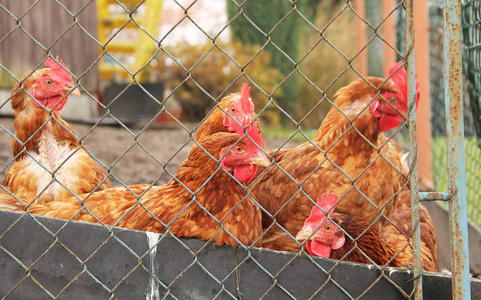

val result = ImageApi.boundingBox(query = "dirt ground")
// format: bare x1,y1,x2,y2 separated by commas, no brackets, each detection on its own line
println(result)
0,117,298,187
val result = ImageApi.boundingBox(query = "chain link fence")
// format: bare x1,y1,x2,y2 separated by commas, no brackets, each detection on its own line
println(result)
0,0,475,299
429,0,481,228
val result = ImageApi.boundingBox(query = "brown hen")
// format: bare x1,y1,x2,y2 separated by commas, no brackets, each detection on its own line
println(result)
195,84,262,144
253,62,419,236
263,193,400,267
293,193,437,271
0,57,110,209
27,125,269,247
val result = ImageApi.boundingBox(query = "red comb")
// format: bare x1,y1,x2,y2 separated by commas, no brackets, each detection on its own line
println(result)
388,61,420,107
305,193,338,224
317,192,339,214
45,56,72,82
243,121,264,149
240,83,255,113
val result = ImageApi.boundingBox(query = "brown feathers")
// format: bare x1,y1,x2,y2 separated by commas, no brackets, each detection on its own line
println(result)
25,132,267,247
262,209,437,271
383,188,438,271
195,90,254,142
253,76,406,238
0,60,110,208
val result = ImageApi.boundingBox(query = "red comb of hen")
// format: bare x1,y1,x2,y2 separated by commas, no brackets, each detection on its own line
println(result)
45,56,72,82
240,83,255,114
318,192,339,214
243,121,264,149
305,193,338,224
388,61,420,108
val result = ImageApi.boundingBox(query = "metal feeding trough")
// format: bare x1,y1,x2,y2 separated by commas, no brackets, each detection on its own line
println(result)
100,83,164,126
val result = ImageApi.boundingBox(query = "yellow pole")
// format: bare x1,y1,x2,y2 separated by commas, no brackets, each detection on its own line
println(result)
132,0,164,83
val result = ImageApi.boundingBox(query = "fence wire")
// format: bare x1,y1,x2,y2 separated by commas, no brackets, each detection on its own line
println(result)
0,0,463,299
429,0,481,228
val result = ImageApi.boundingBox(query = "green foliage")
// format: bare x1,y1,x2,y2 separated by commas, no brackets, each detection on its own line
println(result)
294,1,359,128
432,136,481,228
156,41,283,124
225,0,348,116
225,0,360,129
365,0,384,77
226,0,305,111
461,0,481,141
297,0,344,21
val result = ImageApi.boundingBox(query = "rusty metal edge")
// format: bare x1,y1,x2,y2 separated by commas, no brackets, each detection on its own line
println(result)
419,192,450,202
405,0,423,298
443,0,472,298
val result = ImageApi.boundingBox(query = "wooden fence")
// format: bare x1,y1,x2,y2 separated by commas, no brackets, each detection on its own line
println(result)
0,0,99,91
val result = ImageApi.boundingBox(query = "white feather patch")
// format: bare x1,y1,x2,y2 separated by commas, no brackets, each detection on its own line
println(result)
24,143,80,198
38,125,60,171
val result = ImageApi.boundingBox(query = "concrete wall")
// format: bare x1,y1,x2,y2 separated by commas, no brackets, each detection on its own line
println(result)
424,201,481,275
1,210,480,299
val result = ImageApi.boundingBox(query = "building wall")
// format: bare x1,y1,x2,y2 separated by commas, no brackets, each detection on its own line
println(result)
0,0,99,92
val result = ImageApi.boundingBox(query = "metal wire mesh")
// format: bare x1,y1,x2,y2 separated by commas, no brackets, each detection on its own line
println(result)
461,0,481,227
0,0,462,298
429,0,481,228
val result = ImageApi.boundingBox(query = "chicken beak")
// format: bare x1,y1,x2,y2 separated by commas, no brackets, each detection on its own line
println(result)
295,227,313,241
251,152,270,167
63,83,81,96
70,87,81,96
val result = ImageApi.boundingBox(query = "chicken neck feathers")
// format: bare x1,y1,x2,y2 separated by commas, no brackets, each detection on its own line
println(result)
195,93,242,142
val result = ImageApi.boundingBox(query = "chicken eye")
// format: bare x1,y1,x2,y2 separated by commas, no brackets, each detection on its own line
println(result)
235,146,244,153
390,96,399,103
231,106,236,113
44,79,53,85
324,223,333,232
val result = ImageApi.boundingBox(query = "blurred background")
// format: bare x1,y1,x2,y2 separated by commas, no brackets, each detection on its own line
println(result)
0,0,480,274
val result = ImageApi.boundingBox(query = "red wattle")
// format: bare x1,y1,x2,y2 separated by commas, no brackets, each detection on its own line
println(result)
48,95,68,111
378,114,402,132
233,164,257,183
309,239,332,258
31,94,68,111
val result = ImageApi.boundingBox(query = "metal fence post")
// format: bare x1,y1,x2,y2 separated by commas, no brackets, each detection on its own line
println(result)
405,0,423,298
444,0,471,298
